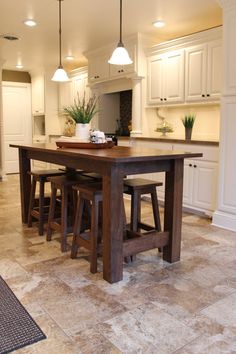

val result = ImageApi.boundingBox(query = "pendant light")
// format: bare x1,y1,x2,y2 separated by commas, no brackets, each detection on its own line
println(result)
52,0,69,82
108,0,133,65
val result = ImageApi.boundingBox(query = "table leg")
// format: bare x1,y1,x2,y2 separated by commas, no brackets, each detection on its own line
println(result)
163,158,184,263
102,166,124,283
18,149,31,223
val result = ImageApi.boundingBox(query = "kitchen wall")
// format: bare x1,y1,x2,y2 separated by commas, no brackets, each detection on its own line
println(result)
143,104,220,141
2,70,31,83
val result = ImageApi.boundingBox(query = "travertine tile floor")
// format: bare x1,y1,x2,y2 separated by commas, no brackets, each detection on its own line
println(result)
1,174,236,353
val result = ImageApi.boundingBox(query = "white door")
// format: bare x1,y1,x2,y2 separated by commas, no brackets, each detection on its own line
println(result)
2,82,32,174
148,54,164,104
165,49,185,103
207,40,222,100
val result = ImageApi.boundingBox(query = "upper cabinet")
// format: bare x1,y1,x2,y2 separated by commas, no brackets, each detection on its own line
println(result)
58,68,90,111
146,27,222,106
147,49,184,105
88,55,110,82
185,40,222,102
31,75,45,114
109,45,136,78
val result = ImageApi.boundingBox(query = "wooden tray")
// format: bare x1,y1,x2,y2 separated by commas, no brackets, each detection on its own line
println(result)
56,141,114,149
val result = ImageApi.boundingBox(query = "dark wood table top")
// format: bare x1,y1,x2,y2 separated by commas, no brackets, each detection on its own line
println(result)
10,143,203,162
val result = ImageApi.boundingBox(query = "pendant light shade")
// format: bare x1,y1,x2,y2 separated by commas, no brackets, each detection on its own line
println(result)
108,0,133,66
52,0,69,82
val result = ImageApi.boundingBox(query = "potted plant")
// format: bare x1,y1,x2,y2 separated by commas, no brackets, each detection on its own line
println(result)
181,114,195,140
63,93,99,141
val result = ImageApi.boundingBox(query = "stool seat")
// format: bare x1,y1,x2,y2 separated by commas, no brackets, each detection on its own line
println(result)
27,169,66,235
46,174,92,252
124,178,162,191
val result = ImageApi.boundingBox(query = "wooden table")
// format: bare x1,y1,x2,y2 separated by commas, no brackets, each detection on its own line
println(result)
10,143,202,283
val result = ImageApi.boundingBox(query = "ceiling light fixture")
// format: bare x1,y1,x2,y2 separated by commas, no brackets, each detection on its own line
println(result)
108,0,132,66
153,20,165,28
65,55,74,60
52,0,69,82
16,64,23,69
23,19,37,27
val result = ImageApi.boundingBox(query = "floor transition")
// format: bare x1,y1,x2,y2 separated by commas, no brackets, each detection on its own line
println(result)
1,174,236,354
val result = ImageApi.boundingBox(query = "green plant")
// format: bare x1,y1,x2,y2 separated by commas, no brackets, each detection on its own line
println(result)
181,114,196,129
63,93,99,124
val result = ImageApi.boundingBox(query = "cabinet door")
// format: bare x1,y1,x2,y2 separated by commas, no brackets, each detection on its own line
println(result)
147,55,164,104
31,75,45,114
164,50,185,103
207,40,222,100
192,160,218,211
185,44,207,102
183,160,194,205
58,81,73,110
88,55,110,81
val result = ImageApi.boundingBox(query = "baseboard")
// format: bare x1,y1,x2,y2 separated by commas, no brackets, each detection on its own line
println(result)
212,210,236,232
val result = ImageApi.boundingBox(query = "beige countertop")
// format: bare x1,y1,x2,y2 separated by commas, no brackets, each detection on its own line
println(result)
118,136,219,146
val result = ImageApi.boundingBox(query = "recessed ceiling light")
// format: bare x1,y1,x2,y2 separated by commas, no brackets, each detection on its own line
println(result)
153,20,165,28
65,55,74,60
23,19,37,27
16,64,23,69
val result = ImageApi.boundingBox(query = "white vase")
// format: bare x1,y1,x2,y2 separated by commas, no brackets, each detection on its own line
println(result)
75,123,90,142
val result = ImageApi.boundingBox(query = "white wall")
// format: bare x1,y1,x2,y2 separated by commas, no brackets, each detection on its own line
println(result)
143,104,220,140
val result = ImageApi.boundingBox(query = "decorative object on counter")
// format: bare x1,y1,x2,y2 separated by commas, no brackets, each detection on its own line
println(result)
182,114,195,140
51,0,69,82
90,130,106,143
155,108,173,136
63,117,75,137
63,93,98,142
108,0,133,65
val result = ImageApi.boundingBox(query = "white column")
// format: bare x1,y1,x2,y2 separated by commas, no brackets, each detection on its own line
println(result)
212,0,236,231
0,58,6,179
130,77,143,136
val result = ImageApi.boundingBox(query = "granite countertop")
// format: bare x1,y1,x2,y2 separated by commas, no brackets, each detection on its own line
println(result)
118,136,219,146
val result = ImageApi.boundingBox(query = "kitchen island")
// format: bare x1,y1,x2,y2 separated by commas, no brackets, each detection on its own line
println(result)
11,143,202,283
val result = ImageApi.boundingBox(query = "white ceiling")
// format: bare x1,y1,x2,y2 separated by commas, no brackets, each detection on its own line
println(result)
0,0,222,74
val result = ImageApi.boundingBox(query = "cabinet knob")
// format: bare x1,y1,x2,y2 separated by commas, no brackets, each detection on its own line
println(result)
194,165,197,168
206,94,210,97
160,98,163,101
189,163,192,167
202,94,205,97
164,98,167,101
121,69,124,73
118,70,120,73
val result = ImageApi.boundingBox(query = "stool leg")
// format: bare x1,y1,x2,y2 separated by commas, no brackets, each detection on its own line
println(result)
71,196,84,259
90,196,99,274
61,186,68,252
130,190,140,232
47,184,57,241
28,177,36,227
38,179,45,236
151,189,161,232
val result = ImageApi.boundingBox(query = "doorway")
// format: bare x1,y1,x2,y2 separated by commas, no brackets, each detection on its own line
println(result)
2,82,32,174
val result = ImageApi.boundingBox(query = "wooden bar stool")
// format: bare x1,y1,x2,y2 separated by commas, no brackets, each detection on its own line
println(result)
46,174,91,252
123,178,163,233
71,182,103,274
27,169,66,236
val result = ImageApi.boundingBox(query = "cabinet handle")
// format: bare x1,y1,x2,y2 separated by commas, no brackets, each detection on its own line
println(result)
194,165,197,168
160,98,163,101
206,94,210,97
202,94,205,97
164,98,167,101
189,164,192,167
118,70,120,73
121,69,124,73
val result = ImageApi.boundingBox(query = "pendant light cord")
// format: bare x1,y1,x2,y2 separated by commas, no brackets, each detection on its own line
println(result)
58,0,62,67
119,0,123,45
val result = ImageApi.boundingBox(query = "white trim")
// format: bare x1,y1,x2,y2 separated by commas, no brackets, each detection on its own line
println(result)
212,210,236,231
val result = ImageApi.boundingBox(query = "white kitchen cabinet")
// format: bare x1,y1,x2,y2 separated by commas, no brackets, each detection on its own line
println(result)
185,40,222,102
31,75,45,114
88,55,110,82
147,49,185,105
59,80,73,110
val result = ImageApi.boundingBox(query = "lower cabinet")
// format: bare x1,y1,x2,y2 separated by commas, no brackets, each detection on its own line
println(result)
183,159,218,214
118,138,219,215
